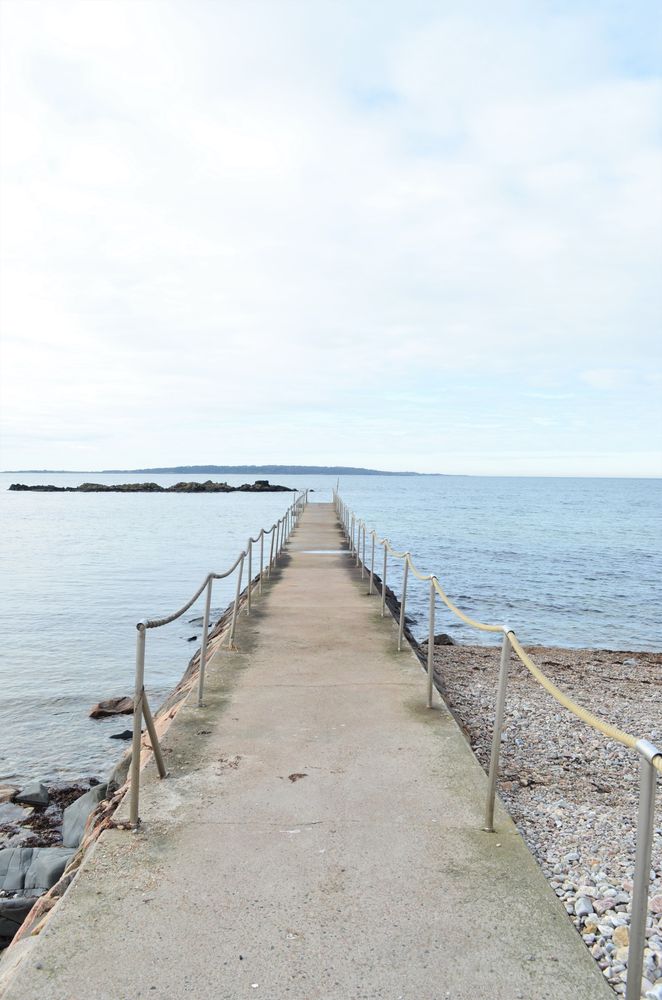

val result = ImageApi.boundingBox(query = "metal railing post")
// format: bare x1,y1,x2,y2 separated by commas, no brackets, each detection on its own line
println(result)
268,528,275,577
197,576,213,706
259,531,264,593
484,631,512,832
350,514,355,555
356,521,361,566
625,743,660,1000
361,522,366,578
381,545,387,617
427,579,435,708
369,531,375,594
275,520,281,561
229,553,245,646
129,625,146,827
247,538,253,615
397,558,409,651
142,695,167,778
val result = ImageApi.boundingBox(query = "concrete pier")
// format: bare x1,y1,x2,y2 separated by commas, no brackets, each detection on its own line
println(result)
1,503,612,999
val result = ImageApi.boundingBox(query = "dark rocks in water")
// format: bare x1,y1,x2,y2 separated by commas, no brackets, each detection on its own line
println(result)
187,635,198,642
9,479,295,493
1,783,92,853
109,729,132,741
78,481,163,492
62,784,107,849
236,480,292,492
168,480,232,493
89,696,133,719
14,781,49,807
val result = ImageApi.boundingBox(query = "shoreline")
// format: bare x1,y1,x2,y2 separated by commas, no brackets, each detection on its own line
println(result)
429,642,662,996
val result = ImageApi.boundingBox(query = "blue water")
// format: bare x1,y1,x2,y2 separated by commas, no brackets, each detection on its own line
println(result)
0,473,660,784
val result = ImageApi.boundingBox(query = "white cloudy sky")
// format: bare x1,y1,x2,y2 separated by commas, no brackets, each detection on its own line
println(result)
0,0,660,475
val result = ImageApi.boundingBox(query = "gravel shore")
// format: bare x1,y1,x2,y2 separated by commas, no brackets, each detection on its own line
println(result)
430,643,662,997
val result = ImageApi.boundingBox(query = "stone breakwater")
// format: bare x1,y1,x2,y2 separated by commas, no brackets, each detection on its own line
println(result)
8,479,295,493
430,643,662,998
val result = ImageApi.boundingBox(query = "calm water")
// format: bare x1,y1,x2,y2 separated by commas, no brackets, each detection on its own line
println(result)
1,473,660,784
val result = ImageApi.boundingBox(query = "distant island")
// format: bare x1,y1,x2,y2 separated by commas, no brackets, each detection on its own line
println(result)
3,464,425,476
8,480,295,494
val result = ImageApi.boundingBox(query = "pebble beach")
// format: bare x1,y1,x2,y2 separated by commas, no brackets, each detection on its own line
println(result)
431,644,662,997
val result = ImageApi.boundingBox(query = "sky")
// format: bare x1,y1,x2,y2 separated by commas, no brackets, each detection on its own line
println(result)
0,0,660,476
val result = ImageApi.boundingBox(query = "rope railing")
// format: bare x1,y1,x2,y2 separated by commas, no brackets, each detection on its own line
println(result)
129,490,308,828
334,491,659,1000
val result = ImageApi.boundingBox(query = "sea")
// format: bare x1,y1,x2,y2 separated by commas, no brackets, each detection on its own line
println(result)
1,472,660,785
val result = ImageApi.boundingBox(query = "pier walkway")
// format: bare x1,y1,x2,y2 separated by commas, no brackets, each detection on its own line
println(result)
3,503,611,999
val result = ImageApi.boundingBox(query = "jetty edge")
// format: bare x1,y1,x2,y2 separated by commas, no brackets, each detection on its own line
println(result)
0,502,612,999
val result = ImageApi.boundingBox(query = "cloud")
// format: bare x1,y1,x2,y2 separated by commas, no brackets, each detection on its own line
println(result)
580,368,629,390
0,0,660,473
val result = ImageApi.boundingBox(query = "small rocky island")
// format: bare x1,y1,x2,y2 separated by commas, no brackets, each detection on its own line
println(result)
9,479,295,493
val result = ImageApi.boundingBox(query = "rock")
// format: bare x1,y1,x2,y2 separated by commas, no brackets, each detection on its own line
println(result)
0,846,74,894
0,785,19,804
89,696,133,719
0,896,36,948
575,896,594,918
0,846,75,946
433,633,456,646
109,729,133,741
9,480,294,494
650,895,662,915
62,784,107,848
187,635,198,642
645,984,662,1000
0,802,33,825
14,781,49,807
594,897,615,914
613,925,629,948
